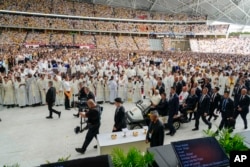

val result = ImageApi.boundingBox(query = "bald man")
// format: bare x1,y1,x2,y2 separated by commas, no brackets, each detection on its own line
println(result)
75,99,101,154
234,88,250,129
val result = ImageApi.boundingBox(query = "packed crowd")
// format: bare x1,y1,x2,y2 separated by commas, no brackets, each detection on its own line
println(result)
0,14,228,35
0,0,207,21
190,38,250,55
3,30,250,55
0,48,250,131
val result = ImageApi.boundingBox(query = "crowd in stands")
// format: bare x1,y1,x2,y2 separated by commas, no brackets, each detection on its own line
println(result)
0,0,207,21
0,31,26,44
50,33,73,46
95,35,117,50
25,32,50,45
2,30,250,55
74,34,95,46
0,14,229,35
134,36,151,51
190,38,250,55
115,36,138,50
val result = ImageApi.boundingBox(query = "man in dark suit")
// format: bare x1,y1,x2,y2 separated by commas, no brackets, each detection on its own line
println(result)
166,87,179,136
192,87,212,131
155,92,168,117
176,76,186,95
217,91,234,132
208,87,221,121
234,88,250,129
46,81,61,119
112,97,126,132
181,88,198,122
155,77,165,94
146,111,165,147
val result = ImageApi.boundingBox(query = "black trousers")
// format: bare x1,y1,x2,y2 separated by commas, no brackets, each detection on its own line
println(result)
167,115,176,134
181,107,193,119
194,112,211,129
64,92,70,109
234,111,248,128
218,117,232,130
82,123,100,151
208,107,217,120
48,102,60,117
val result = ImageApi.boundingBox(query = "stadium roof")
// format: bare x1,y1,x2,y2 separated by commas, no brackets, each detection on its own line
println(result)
82,0,250,26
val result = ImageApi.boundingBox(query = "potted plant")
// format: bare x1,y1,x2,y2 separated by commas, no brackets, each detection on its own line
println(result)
203,128,249,156
111,147,154,167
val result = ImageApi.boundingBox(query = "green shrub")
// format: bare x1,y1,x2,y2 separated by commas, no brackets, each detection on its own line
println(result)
111,147,154,167
46,154,71,164
203,128,249,156
3,163,20,167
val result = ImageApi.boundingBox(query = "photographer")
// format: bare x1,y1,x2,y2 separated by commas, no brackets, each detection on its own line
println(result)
73,86,95,117
75,99,101,154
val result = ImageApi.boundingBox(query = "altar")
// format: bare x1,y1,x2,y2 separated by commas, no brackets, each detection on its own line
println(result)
97,128,149,155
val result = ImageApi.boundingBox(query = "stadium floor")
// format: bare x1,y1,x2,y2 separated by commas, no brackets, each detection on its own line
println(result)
0,102,249,166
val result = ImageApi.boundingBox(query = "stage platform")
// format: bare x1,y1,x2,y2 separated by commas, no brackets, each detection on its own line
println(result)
0,103,249,166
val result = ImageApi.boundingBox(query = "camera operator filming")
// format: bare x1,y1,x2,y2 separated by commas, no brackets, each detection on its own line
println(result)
73,86,95,117
75,99,101,154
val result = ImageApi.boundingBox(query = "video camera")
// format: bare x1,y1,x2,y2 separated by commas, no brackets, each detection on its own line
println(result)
74,105,103,134
77,98,88,110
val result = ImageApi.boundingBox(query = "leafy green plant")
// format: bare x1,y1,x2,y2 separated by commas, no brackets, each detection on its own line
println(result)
46,154,71,164
3,163,20,167
111,147,154,167
203,128,249,156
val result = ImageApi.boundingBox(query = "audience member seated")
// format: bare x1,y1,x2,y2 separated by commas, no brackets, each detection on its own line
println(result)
180,88,198,122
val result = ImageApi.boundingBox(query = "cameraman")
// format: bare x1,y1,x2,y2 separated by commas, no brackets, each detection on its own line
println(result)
75,99,101,154
73,86,95,117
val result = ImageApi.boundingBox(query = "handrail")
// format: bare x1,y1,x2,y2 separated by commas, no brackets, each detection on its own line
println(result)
0,10,207,24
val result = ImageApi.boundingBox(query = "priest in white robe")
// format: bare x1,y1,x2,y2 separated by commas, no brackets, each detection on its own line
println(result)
108,76,117,104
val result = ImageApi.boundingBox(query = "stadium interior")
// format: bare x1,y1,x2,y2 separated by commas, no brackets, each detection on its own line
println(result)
1,0,250,166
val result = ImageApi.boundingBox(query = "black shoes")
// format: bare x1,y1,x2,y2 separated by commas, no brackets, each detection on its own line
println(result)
244,126,248,129
65,108,71,110
93,145,97,149
46,116,53,119
192,128,199,131
166,132,175,136
75,148,85,154
58,112,61,118
208,123,212,130
73,113,79,118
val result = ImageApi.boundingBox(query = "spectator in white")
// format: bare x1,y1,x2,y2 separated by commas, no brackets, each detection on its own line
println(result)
132,76,142,103
149,89,161,109
108,75,118,104
178,86,189,112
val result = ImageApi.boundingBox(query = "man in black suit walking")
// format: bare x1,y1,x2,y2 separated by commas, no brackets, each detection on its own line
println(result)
46,81,61,119
234,88,250,129
192,87,212,131
146,111,165,147
166,87,179,136
208,87,221,121
217,91,234,131
112,97,127,132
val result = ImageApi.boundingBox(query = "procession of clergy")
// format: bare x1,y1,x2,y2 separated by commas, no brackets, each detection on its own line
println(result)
0,50,250,130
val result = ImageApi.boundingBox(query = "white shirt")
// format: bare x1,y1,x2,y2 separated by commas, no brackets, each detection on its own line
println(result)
179,91,189,105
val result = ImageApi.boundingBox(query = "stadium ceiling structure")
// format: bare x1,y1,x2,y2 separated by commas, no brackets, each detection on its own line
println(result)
79,0,250,26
